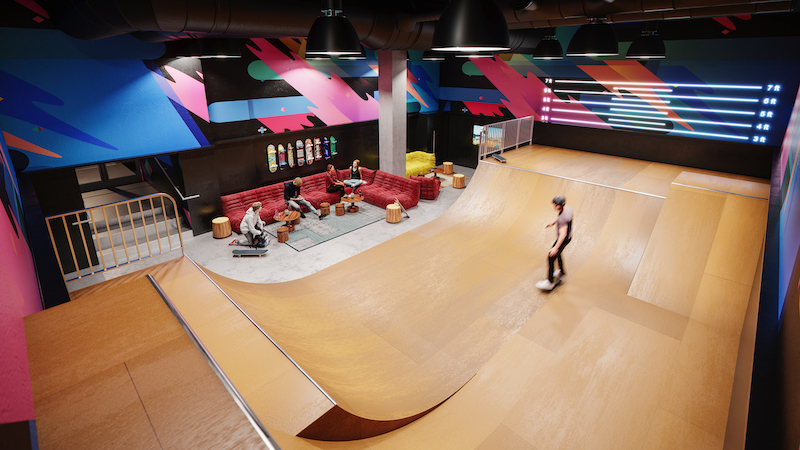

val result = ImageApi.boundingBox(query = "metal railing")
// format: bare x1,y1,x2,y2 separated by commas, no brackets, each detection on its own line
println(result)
478,116,535,161
45,193,184,283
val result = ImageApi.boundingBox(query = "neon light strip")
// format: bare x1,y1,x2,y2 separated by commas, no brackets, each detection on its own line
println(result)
604,122,750,140
608,111,752,128
613,87,673,92
551,117,612,126
555,98,757,116
553,89,759,102
609,98,670,104
609,108,668,115
554,80,763,90
608,118,667,126
551,108,666,118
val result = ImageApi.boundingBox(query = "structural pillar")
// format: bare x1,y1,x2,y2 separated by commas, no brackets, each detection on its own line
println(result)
378,49,407,177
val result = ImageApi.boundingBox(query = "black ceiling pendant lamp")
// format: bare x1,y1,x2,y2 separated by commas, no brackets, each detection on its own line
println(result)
626,21,666,59
532,27,563,60
566,17,618,57
305,0,365,58
431,0,510,53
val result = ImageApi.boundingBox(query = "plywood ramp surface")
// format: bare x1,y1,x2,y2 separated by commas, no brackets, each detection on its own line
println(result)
25,276,266,449
260,150,767,449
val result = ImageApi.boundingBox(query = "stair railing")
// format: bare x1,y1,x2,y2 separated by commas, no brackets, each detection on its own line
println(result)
478,116,535,161
45,193,184,283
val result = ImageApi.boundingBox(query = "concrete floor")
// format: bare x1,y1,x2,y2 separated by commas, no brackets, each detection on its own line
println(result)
68,164,475,290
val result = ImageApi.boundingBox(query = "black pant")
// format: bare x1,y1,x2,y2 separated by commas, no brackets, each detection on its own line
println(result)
327,184,346,199
548,236,571,282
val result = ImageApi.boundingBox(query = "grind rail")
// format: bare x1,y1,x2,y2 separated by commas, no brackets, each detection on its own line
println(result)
45,193,184,283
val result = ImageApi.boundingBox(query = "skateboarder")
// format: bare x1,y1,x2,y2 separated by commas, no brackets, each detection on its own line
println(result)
237,202,268,247
536,195,573,291
284,177,327,219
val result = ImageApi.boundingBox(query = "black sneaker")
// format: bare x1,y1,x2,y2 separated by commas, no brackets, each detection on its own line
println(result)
300,212,306,218
319,212,328,219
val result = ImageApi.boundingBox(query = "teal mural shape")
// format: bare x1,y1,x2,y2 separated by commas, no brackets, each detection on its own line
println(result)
248,60,282,81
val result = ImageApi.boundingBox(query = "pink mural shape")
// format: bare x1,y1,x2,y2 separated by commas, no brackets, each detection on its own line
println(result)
578,61,694,131
161,66,210,123
470,57,611,129
247,38,379,127
3,131,61,158
258,114,315,133
463,101,504,116
15,0,49,18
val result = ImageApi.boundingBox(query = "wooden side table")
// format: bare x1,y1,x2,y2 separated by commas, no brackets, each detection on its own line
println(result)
443,161,454,174
386,204,401,223
212,217,232,238
453,173,466,189
320,202,330,215
277,226,289,243
335,203,345,216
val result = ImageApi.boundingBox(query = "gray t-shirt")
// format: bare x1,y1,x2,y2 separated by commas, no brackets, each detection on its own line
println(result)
556,205,573,240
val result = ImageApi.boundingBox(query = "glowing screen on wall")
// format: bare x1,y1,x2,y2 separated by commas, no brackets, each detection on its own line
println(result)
540,78,793,145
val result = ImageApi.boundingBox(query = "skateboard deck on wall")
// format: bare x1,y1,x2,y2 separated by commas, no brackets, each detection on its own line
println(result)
278,144,287,170
305,138,314,164
314,137,323,161
330,136,338,156
287,143,295,168
323,137,331,159
296,139,305,166
232,248,268,257
267,144,277,173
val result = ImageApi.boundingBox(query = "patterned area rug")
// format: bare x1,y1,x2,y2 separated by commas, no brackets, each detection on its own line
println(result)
264,202,385,251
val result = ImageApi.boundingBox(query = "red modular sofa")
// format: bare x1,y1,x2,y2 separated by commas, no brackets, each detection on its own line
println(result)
411,175,442,200
222,168,421,233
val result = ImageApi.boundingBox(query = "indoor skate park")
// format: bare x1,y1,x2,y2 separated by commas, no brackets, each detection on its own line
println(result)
3,2,800,450
23,145,773,449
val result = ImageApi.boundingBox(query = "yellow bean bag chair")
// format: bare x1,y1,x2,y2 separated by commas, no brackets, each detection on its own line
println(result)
405,151,436,178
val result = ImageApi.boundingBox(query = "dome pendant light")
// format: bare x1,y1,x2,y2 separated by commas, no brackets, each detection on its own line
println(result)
626,22,665,59
532,28,563,60
431,0,510,52
566,17,618,57
306,0,365,57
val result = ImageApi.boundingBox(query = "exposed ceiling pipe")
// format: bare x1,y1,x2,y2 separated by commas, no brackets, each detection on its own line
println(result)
41,0,797,51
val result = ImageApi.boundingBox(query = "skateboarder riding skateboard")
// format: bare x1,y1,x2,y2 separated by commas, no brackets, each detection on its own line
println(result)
536,195,573,291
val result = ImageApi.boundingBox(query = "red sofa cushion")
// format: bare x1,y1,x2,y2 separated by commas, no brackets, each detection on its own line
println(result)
411,176,441,200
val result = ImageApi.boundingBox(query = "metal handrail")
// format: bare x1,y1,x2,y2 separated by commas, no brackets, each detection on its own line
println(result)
153,157,200,201
147,275,281,450
45,193,185,283
478,116,535,161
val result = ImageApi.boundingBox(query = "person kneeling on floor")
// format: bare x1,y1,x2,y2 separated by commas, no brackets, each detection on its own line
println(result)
235,201,269,248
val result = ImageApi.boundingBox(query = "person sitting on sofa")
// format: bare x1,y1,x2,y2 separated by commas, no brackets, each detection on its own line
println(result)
325,164,347,201
237,201,268,247
285,177,327,220
343,159,368,191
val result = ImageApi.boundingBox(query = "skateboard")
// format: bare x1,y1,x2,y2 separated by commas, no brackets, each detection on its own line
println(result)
267,144,277,173
314,137,323,160
287,143,295,168
492,153,507,163
323,136,331,159
305,138,314,164
330,136,338,156
278,144,287,170
232,248,268,257
393,197,410,218
296,139,305,166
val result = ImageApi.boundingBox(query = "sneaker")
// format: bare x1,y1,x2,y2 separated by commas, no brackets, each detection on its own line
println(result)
554,269,562,278
229,239,237,246
300,212,306,218
319,212,328,219
536,279,556,291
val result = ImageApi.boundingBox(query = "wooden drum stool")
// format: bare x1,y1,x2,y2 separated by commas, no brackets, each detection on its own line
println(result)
452,173,466,189
320,202,330,215
277,226,289,243
335,203,345,216
212,217,232,238
386,204,401,223
443,161,454,174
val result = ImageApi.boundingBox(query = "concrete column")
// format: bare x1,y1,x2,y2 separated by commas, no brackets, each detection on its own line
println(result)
378,49,407,177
